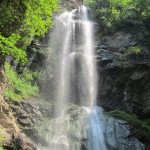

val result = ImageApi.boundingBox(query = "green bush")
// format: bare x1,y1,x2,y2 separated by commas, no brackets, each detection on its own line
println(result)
17,0,59,49
0,34,27,64
4,62,39,100
0,0,59,62
85,0,150,31
125,46,141,55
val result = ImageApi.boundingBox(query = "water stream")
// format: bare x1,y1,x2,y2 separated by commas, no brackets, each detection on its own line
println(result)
39,5,107,150
34,4,146,150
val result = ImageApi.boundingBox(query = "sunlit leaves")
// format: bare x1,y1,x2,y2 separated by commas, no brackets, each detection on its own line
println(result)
0,0,26,36
85,0,150,30
0,0,59,63
0,34,27,63
19,0,59,48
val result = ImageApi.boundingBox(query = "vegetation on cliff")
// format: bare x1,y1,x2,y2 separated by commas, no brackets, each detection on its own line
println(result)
4,62,39,100
85,0,150,58
85,0,150,32
108,109,150,148
0,0,59,101
0,0,59,63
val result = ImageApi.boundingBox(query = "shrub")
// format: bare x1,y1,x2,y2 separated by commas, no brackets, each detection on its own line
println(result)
0,34,27,64
125,46,141,55
85,0,150,32
4,62,38,100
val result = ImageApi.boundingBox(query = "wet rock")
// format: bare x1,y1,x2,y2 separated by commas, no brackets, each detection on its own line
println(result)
59,0,83,11
96,52,113,66
101,32,136,52
18,117,33,127
0,95,20,146
97,63,150,118
105,117,145,150
10,99,56,146
4,134,37,150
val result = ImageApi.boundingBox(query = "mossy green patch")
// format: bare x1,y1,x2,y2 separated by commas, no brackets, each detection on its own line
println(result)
4,62,39,100
125,46,141,55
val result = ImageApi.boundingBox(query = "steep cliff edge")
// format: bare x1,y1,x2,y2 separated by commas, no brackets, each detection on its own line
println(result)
95,30,150,115
96,31,150,149
0,67,17,146
0,61,36,149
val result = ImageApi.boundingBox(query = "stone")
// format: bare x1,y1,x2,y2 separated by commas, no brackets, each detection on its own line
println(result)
18,117,33,127
0,95,20,144
97,32,137,53
101,113,145,150
97,63,150,118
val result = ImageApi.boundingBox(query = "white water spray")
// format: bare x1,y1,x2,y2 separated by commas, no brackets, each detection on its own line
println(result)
43,5,107,150
81,5,97,107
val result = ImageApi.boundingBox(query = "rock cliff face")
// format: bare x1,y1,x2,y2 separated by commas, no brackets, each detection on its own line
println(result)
96,31,150,149
0,62,36,149
0,66,19,146
58,0,83,11
96,31,150,118
97,63,150,117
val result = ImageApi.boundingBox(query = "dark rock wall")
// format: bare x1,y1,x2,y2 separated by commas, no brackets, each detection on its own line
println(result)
97,63,150,117
96,31,150,119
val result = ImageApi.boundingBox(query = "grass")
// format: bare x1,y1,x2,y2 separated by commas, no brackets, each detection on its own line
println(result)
4,62,39,100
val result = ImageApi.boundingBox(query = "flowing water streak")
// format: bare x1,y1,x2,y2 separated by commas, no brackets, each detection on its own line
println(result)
55,11,76,116
80,6,97,107
88,107,107,150
45,5,107,150
80,6,107,150
51,11,77,150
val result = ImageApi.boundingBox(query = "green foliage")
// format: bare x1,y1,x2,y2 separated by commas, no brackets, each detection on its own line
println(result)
18,0,59,49
4,62,38,100
0,0,59,61
85,0,150,31
125,46,141,55
108,109,150,139
0,34,27,63
0,0,26,36
85,0,95,6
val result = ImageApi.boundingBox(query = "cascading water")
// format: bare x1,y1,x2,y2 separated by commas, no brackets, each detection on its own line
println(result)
87,107,107,150
39,5,107,150
30,3,146,150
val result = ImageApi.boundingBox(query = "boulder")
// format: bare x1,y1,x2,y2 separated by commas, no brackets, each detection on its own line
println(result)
105,117,145,150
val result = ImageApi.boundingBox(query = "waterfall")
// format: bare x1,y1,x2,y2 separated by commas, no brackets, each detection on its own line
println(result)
87,107,107,150
54,6,97,108
40,5,107,150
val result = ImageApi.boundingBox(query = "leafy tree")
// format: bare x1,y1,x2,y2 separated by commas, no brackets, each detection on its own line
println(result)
0,34,27,63
4,62,39,100
85,0,150,31
0,0,27,36
19,0,59,48
0,0,59,63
